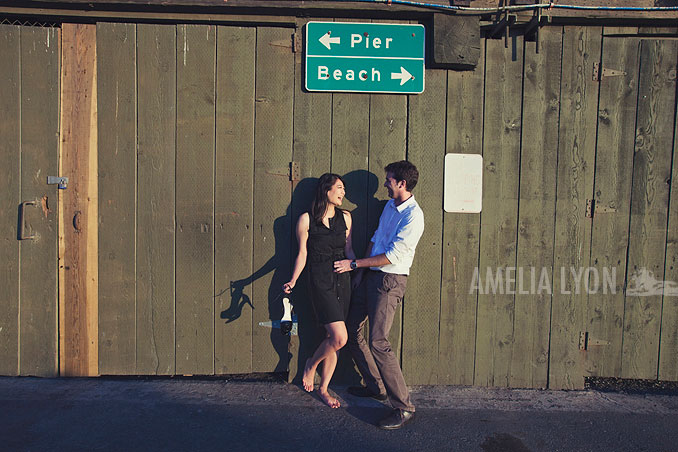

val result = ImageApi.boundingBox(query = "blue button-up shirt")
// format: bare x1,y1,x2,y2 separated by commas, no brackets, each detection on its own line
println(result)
369,195,425,275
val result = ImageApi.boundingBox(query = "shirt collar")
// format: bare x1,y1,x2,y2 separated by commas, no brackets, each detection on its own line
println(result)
395,194,416,213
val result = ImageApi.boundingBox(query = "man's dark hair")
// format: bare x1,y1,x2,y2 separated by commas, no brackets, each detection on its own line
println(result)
385,160,419,192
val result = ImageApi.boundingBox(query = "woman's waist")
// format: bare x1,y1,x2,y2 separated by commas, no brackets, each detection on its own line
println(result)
308,249,346,263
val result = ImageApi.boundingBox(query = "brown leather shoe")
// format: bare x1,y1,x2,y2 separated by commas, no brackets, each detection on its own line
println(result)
377,408,415,430
347,385,387,401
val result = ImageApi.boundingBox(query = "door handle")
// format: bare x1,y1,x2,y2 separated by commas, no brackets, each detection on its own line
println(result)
19,201,37,240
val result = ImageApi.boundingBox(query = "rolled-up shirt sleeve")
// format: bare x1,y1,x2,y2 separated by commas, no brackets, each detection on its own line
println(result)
384,213,424,266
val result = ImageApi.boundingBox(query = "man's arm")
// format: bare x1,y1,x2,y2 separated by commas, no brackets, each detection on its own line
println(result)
333,242,390,273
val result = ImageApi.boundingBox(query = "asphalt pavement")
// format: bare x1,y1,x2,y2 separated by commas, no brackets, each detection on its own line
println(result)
1,376,677,452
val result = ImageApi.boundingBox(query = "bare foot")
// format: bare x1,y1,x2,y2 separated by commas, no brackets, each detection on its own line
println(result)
317,388,340,408
302,359,316,392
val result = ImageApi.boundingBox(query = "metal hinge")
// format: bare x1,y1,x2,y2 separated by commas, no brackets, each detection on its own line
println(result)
266,162,300,181
593,62,627,81
292,32,301,53
47,176,68,189
586,199,617,218
579,332,610,350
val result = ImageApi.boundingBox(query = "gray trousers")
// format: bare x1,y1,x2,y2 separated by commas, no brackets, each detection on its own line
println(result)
347,270,414,412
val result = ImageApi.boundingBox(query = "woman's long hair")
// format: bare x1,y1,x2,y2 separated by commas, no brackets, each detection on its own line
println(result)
311,173,344,225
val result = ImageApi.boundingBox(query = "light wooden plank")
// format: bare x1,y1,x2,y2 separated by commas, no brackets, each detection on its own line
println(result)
0,25,21,376
288,18,333,384
21,26,60,377
252,26,294,373
97,22,137,375
586,34,641,378
659,51,678,380
621,39,677,380
438,41,485,386
549,26,601,390
402,68,446,385
214,25,256,375
175,24,215,375
136,24,176,375
510,27,563,389
475,33,524,387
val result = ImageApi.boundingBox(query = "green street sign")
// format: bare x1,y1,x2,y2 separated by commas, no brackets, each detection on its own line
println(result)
305,22,425,94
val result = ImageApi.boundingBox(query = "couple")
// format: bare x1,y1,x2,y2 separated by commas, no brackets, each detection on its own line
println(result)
282,161,424,430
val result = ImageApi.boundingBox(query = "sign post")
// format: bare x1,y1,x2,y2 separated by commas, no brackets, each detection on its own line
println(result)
305,22,425,94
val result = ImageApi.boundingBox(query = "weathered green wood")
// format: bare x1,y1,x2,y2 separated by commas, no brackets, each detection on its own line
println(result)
475,33,524,387
0,25,20,376
175,24,215,375
214,25,256,375
288,18,333,383
510,27,562,389
549,26,601,390
136,24,176,375
659,63,678,381
621,39,677,380
438,42,485,386
252,26,294,373
402,68,446,385
586,34,641,378
97,22,137,375
19,26,60,376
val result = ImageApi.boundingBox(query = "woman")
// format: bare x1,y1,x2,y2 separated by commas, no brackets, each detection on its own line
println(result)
283,173,356,408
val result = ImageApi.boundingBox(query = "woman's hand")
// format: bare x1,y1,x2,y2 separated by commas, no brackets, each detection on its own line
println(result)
351,268,364,290
282,280,296,294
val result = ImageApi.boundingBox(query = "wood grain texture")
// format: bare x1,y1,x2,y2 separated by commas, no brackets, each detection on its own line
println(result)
510,27,563,389
549,26,601,390
402,68,446,385
475,33,523,387
97,22,137,375
0,25,21,376
288,18,333,384
214,25,256,375
175,24,215,375
586,34,641,379
438,41,485,386
622,39,677,380
252,26,294,373
60,23,98,377
136,24,176,375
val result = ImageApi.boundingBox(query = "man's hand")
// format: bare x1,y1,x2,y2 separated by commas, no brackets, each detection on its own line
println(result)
333,259,353,274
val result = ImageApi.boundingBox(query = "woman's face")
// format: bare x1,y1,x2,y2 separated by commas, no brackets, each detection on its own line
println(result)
326,179,346,207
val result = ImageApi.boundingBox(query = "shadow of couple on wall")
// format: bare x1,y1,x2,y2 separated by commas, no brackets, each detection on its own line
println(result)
220,169,386,384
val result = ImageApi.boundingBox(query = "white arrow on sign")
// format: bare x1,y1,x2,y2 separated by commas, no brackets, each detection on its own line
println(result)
319,32,341,50
391,67,413,86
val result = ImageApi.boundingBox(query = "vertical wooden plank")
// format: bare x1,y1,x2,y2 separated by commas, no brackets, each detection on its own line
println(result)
438,42,485,386
549,26,601,390
214,25,255,375
175,24,215,375
0,25,21,376
659,55,678,380
288,19,333,383
252,26,294,373
60,23,98,377
586,34,641,378
402,68,446,385
475,33,523,387
510,27,563,389
622,39,677,380
136,24,176,375
20,26,60,377
97,22,137,375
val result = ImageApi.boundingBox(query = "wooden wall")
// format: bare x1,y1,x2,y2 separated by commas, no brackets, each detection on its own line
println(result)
1,21,678,389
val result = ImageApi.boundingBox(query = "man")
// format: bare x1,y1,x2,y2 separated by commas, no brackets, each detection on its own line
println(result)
334,160,424,430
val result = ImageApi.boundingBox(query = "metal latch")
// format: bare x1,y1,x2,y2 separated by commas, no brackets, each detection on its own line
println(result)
593,62,627,81
47,176,68,189
266,162,300,182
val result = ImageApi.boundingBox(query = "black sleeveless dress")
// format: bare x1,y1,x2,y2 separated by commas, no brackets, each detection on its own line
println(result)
306,210,351,324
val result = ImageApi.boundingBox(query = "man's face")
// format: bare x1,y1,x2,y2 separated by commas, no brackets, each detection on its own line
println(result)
384,172,405,199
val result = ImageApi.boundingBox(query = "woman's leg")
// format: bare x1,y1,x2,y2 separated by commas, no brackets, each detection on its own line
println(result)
317,350,340,408
302,321,348,399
